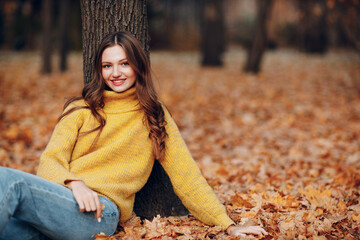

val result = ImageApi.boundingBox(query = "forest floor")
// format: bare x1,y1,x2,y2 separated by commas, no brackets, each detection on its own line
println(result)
0,47,360,239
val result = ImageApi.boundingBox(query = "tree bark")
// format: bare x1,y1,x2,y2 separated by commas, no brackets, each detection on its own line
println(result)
338,1,360,51
244,0,273,73
59,0,70,72
80,0,188,219
200,0,225,66
80,0,149,84
133,160,189,218
0,1,3,47
297,0,327,53
42,0,53,74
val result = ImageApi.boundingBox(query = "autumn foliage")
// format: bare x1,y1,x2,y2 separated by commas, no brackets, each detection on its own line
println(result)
0,47,359,239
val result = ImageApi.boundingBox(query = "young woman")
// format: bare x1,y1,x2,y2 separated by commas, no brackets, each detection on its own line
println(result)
0,31,267,239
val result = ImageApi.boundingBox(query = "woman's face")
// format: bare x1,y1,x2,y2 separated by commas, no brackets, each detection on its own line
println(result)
101,45,136,93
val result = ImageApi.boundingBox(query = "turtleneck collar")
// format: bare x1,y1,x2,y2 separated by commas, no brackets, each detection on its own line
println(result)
103,87,141,114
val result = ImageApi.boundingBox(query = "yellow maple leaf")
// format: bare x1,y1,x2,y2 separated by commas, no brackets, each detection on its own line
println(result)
352,214,360,222
337,200,347,211
231,194,254,208
273,194,299,208
4,125,19,141
300,186,332,207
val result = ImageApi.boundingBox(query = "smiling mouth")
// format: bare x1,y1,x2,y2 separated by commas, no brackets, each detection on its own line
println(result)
111,79,125,86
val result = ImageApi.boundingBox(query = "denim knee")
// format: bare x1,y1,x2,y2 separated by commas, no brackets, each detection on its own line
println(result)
0,167,18,188
0,167,9,180
0,167,25,190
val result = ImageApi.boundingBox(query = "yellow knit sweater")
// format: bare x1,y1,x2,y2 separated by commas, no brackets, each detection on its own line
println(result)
37,87,234,229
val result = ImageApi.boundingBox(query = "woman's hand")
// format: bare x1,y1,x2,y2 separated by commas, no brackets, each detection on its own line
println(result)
226,225,268,238
66,180,103,222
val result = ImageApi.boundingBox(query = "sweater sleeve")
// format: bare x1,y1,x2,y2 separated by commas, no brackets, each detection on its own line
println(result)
37,103,86,185
159,106,235,230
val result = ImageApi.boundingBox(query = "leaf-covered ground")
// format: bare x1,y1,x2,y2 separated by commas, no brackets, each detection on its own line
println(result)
0,47,360,239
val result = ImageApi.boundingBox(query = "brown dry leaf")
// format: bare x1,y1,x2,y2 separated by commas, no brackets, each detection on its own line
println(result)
278,219,296,238
231,193,254,208
123,227,146,239
352,214,360,222
216,165,229,176
144,215,169,238
121,212,142,228
337,200,347,211
300,186,333,207
4,124,19,141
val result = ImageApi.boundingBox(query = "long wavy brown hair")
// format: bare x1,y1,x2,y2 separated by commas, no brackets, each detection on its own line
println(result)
59,31,167,161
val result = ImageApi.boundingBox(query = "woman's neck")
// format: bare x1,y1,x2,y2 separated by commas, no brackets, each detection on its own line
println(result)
102,87,140,113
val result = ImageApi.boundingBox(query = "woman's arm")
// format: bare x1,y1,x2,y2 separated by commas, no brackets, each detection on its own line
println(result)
159,106,233,228
37,104,85,184
37,103,104,220
159,106,267,236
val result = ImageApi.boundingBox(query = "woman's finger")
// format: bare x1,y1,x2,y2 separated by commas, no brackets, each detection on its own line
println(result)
230,226,268,237
240,226,266,235
250,226,267,235
78,200,85,212
94,195,102,220
88,192,98,212
83,194,93,212
72,191,85,212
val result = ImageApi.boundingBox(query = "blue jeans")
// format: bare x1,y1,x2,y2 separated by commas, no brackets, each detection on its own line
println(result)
0,167,120,240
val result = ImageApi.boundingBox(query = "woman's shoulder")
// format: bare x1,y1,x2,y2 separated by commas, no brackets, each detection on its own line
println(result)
159,102,178,128
68,98,87,108
62,98,90,118
63,97,87,108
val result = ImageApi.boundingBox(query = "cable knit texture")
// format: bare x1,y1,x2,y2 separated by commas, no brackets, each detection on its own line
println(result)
37,87,235,229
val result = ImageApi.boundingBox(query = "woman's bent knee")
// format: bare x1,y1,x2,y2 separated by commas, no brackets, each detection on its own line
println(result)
0,167,18,185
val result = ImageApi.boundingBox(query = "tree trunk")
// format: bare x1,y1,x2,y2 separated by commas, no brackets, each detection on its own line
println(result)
0,1,3,47
133,160,189,218
297,0,327,53
244,0,273,73
338,1,360,51
42,0,53,74
200,0,225,66
80,0,149,84
59,0,70,72
80,0,188,219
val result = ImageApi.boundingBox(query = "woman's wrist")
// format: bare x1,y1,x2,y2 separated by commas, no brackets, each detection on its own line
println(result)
65,180,82,189
225,224,236,235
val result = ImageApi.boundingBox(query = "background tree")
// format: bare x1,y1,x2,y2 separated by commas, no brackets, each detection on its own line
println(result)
336,0,360,51
297,0,327,53
200,0,225,66
42,0,53,74
80,0,188,219
244,0,274,73
334,0,360,93
59,0,70,72
147,0,201,50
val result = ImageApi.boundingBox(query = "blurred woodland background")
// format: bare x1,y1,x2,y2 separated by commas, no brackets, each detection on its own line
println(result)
0,0,359,72
1,0,360,239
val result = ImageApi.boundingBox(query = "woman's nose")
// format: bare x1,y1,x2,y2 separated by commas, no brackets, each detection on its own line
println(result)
112,66,122,77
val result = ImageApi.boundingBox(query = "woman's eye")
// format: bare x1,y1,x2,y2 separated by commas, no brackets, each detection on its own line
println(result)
103,65,111,69
121,62,129,66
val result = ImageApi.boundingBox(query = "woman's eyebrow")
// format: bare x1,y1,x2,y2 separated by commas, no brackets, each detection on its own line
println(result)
102,58,127,64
